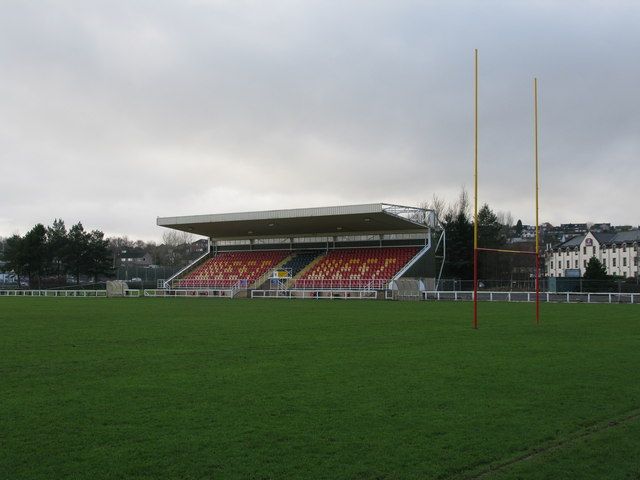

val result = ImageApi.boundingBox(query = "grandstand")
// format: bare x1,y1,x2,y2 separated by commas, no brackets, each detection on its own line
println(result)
156,203,443,298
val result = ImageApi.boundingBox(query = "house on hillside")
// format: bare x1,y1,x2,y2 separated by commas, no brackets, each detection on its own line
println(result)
117,249,154,267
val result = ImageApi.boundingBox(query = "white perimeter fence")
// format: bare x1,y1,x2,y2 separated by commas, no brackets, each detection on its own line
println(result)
251,289,377,299
143,288,235,298
0,289,108,297
424,291,639,304
1,289,637,304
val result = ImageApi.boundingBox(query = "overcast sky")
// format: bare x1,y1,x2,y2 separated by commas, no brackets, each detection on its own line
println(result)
1,0,638,240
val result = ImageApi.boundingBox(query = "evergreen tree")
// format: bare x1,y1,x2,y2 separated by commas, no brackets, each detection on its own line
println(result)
478,204,505,248
47,219,68,281
85,230,112,282
3,234,26,287
23,224,48,288
3,220,114,287
442,193,473,280
477,204,509,283
584,257,607,280
583,256,608,292
515,219,523,236
65,223,89,285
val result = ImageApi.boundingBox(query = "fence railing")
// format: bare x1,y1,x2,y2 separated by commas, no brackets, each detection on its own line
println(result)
424,291,639,304
0,289,107,297
251,289,378,299
143,288,235,298
171,278,249,289
290,279,389,290
3,287,634,304
437,278,640,294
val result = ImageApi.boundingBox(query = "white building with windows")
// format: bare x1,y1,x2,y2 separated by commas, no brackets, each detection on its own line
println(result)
546,230,640,278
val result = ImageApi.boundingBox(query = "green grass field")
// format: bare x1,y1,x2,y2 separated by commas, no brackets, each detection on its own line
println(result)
1,298,639,479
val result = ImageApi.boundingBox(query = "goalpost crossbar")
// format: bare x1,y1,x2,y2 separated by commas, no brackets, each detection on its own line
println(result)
476,247,537,255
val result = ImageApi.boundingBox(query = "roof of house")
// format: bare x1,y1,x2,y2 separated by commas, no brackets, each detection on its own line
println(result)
556,235,584,248
591,232,616,243
555,229,640,249
609,230,640,243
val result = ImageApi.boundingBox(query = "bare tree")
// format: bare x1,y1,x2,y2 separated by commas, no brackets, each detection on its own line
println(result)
441,187,470,221
457,187,470,217
496,210,515,243
162,230,195,247
496,211,514,228
419,194,447,224
108,236,134,250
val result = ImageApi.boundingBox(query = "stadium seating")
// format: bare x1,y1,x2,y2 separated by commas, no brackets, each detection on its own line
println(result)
176,250,290,288
293,247,420,289
278,251,322,278
174,247,421,290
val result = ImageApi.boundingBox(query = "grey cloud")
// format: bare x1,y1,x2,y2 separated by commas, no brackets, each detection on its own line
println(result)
1,0,639,240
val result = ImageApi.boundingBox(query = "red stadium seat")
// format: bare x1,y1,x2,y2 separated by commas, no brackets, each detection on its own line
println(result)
293,247,419,289
175,251,289,289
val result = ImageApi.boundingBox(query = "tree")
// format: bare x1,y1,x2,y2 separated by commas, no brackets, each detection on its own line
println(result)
476,204,512,285
584,257,607,280
496,211,514,245
4,220,115,287
84,230,112,282
515,219,523,236
162,230,194,248
161,230,195,266
3,234,26,287
65,223,89,285
442,189,473,280
583,256,608,292
419,194,446,224
478,204,505,248
47,219,68,280
23,224,48,288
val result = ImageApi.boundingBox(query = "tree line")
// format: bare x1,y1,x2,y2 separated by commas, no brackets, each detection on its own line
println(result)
0,221,204,288
423,190,535,284
1,219,111,288
107,230,198,268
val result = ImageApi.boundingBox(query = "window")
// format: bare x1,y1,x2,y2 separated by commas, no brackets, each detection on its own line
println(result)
623,258,627,267
613,258,617,267
622,244,626,252
566,260,570,268
575,260,578,268
613,245,616,252
583,260,587,268
583,246,586,254
551,261,554,269
635,257,638,267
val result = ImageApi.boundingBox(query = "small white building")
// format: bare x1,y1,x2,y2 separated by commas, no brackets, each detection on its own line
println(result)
546,230,640,278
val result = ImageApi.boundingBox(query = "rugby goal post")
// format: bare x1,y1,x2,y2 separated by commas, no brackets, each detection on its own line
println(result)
472,49,541,328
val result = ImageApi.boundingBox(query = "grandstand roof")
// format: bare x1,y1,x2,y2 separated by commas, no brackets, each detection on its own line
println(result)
157,203,432,239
